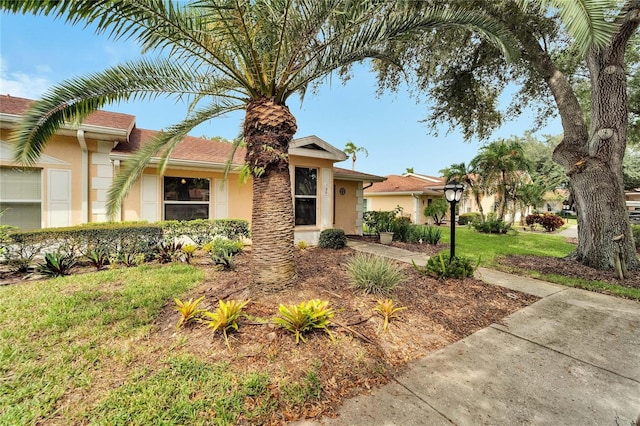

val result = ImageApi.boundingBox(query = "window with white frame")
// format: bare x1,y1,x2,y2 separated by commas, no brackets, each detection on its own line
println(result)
163,177,210,221
0,167,41,230
294,167,317,225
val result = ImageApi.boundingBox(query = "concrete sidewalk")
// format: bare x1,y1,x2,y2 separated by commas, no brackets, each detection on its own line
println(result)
294,241,640,425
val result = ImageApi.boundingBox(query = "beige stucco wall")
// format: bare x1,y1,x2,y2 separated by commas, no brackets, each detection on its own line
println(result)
1,129,86,229
1,128,362,244
121,166,253,223
334,179,359,234
365,194,443,225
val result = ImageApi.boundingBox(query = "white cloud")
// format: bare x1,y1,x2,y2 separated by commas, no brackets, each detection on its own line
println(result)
0,56,52,99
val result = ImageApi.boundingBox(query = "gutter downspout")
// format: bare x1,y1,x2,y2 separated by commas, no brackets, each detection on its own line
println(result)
411,193,421,225
77,129,89,223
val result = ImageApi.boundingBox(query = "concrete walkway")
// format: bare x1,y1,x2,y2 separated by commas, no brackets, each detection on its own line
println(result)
294,240,640,426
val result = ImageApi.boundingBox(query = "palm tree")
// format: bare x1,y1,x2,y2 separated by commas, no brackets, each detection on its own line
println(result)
470,140,529,222
439,162,485,222
1,0,518,292
343,141,368,170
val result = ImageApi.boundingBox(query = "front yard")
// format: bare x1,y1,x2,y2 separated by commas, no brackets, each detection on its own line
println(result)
1,248,534,425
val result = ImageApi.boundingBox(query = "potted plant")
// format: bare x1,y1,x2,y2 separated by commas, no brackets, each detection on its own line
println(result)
379,229,394,245
377,215,394,245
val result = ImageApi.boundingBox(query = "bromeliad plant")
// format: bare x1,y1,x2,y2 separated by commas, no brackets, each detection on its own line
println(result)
373,299,407,333
180,244,197,264
273,300,335,344
201,299,250,349
174,296,206,330
37,250,76,278
85,247,110,270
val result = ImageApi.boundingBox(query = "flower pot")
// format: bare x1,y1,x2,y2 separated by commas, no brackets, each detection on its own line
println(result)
379,231,394,245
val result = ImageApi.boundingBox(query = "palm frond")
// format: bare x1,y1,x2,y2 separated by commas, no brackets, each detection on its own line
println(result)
106,101,244,218
535,0,615,53
9,58,244,165
281,3,520,101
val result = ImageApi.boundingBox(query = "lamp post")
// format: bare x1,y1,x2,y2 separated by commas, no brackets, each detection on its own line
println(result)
444,181,465,260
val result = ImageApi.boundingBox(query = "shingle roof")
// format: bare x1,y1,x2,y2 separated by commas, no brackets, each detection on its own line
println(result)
0,94,136,131
365,174,444,194
112,128,246,165
334,167,385,182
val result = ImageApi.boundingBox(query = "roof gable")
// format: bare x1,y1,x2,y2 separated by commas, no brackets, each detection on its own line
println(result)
289,135,348,161
365,174,444,195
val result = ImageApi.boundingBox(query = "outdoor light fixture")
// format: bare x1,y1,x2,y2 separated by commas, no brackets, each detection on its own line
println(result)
443,181,465,260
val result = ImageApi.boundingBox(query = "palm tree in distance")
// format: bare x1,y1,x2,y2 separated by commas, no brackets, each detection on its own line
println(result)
343,141,368,170
470,140,529,222
439,162,485,222
1,0,518,293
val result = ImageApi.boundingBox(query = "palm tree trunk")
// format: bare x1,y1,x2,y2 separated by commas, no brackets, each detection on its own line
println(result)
244,97,298,292
251,170,296,290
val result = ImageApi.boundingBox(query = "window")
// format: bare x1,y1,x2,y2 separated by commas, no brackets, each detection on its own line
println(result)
163,177,210,221
363,198,368,212
0,167,41,230
294,167,317,226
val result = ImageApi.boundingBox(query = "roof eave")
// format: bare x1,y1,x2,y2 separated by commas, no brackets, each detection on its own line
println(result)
110,153,243,172
1,113,130,141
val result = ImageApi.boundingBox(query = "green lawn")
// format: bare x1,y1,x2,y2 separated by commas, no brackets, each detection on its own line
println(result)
0,264,283,425
440,226,575,265
439,226,640,300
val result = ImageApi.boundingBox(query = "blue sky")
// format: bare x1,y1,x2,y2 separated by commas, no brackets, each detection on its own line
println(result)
0,11,563,177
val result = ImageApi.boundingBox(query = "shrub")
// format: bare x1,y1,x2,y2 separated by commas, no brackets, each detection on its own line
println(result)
424,198,449,225
208,237,244,270
0,215,16,256
297,240,308,250
539,213,562,231
161,219,250,244
273,300,334,344
407,225,441,244
318,228,347,249
5,241,43,272
346,253,404,295
425,226,442,244
389,216,412,242
363,206,403,234
526,213,565,232
7,222,163,263
37,250,77,278
413,253,476,280
473,218,511,234
632,225,640,250
458,212,481,226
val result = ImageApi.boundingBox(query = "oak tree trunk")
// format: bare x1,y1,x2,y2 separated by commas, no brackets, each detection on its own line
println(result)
244,97,298,292
524,1,640,272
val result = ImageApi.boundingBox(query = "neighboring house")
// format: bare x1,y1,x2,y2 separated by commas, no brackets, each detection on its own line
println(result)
0,94,384,244
542,189,568,213
626,189,640,211
363,173,447,224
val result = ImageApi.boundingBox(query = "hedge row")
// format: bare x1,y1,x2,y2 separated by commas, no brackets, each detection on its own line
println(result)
1,219,250,261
